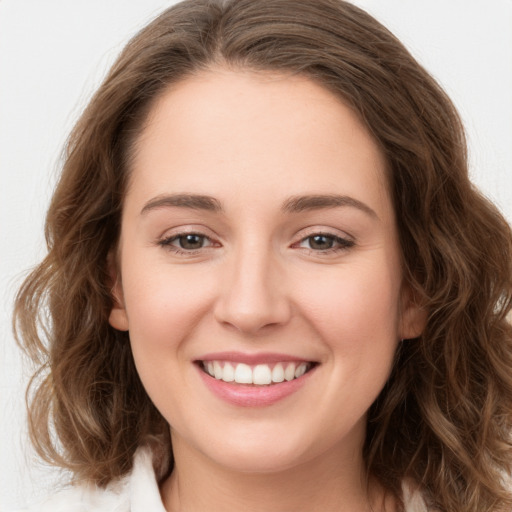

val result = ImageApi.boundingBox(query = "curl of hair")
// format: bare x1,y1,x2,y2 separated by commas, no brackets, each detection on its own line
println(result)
14,0,512,510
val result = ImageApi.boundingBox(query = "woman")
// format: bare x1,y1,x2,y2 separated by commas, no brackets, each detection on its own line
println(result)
13,0,512,510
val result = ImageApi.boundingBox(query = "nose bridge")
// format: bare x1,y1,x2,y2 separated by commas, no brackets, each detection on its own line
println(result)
214,237,290,334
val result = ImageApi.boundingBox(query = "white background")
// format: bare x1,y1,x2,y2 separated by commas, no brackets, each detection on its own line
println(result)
1,1,511,509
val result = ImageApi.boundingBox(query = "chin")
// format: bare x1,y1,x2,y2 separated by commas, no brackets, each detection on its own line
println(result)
212,447,307,475
196,427,317,475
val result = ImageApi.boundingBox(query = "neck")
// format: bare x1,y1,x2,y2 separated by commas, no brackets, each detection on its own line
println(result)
160,431,390,512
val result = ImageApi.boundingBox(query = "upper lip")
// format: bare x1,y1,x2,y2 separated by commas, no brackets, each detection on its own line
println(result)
195,351,316,365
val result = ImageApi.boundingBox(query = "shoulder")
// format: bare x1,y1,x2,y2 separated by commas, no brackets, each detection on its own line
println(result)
13,447,165,512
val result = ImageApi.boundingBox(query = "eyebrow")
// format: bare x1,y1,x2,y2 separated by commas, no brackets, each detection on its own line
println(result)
141,194,223,215
140,193,378,219
282,194,378,219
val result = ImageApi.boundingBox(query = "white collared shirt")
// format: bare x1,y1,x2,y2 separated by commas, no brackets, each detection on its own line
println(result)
17,448,165,512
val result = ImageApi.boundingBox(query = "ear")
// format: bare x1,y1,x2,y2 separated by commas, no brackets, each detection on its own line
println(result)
399,283,427,340
107,252,129,332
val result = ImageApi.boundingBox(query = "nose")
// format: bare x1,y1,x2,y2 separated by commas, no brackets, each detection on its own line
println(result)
213,244,291,335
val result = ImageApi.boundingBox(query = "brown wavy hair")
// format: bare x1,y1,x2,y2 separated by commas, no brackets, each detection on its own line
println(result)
14,0,512,510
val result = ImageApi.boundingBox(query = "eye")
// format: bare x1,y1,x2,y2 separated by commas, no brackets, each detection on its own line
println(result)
159,233,214,252
176,234,209,250
297,233,354,252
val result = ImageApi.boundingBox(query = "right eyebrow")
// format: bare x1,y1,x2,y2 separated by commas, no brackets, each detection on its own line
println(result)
140,194,223,215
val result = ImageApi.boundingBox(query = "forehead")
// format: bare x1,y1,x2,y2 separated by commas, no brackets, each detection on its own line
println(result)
127,68,391,220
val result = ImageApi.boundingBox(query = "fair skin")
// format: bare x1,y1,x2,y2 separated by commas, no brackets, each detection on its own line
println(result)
109,68,425,512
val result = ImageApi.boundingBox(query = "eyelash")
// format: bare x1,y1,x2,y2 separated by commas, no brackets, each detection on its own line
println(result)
158,232,216,255
294,233,355,254
157,231,355,256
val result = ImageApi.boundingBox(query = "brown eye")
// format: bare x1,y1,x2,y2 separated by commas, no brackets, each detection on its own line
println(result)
308,235,335,250
159,232,214,252
176,234,206,250
297,233,354,252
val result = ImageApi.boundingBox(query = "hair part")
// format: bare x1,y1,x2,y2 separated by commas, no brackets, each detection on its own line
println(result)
14,1,512,510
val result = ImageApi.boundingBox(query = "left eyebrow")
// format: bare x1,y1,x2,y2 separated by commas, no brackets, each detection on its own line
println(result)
281,194,379,219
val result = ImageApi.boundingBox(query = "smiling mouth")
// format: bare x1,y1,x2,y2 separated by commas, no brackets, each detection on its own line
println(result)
197,360,317,386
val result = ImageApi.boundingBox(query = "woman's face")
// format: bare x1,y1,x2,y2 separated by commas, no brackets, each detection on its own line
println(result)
110,69,424,473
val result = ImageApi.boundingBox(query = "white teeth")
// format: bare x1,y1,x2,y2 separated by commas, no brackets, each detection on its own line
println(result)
202,361,313,385
294,363,307,378
222,362,235,382
284,363,296,381
234,363,253,384
271,363,285,383
213,361,223,380
253,364,272,385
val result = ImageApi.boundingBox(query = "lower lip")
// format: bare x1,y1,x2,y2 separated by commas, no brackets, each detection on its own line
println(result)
196,364,316,407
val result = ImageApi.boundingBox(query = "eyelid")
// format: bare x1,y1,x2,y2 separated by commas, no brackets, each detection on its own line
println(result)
164,233,214,247
291,226,356,254
299,235,354,250
293,225,354,242
156,225,221,253
157,224,218,240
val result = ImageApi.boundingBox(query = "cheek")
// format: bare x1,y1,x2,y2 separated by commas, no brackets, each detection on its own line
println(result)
295,261,401,346
120,263,221,423
293,262,401,429
121,262,217,359
292,256,402,416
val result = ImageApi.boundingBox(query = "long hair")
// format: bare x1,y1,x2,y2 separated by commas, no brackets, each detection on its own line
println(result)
14,1,512,510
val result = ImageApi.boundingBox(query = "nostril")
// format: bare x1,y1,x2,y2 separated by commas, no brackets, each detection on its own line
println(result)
212,272,291,334
213,301,292,335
